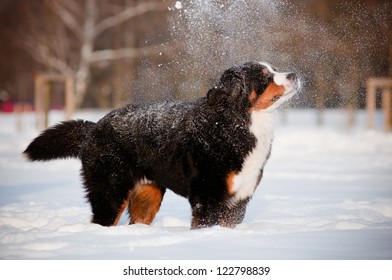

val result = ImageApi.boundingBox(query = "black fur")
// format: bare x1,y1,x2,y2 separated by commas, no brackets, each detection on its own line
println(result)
23,62,297,229
24,120,95,161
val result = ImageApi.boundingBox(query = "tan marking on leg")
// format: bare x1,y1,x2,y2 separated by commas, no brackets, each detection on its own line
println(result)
129,183,163,225
226,171,237,195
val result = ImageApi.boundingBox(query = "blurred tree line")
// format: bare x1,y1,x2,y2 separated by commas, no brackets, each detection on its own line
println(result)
289,0,392,120
0,0,391,111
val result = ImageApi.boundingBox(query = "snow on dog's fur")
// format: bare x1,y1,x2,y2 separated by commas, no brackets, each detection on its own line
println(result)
24,62,300,229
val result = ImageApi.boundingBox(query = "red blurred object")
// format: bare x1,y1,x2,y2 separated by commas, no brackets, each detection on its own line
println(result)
0,101,13,112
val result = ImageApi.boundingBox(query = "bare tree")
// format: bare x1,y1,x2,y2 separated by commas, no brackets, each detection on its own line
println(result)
9,0,173,108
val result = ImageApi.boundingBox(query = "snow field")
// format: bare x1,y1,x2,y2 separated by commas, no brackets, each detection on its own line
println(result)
0,109,391,259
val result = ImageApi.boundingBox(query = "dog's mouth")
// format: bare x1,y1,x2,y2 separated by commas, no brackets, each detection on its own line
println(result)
272,80,299,101
282,75,300,95
268,77,300,108
251,66,300,112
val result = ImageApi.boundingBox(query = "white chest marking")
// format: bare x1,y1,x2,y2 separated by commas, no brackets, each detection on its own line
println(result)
230,111,275,204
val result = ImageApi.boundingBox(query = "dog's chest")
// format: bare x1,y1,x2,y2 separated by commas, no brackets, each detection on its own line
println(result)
230,111,275,203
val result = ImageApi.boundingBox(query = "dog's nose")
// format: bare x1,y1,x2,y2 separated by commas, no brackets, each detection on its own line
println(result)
287,72,297,81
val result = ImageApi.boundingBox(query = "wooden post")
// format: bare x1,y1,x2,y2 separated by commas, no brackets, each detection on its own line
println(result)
34,73,75,128
347,103,355,128
65,76,75,120
366,77,392,131
43,81,50,129
34,75,44,129
316,76,325,126
382,88,391,132
366,79,376,129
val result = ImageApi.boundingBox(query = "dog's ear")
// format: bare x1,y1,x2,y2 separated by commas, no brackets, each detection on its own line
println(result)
207,87,228,106
220,67,244,98
207,67,244,106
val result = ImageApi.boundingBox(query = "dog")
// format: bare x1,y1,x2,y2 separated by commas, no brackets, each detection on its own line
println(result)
24,61,300,229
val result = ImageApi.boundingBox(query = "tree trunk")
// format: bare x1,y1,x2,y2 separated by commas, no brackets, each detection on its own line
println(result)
75,0,97,108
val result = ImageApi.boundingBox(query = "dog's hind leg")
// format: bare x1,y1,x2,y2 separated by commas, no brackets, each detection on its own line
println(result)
128,183,165,225
81,155,133,227
87,186,131,226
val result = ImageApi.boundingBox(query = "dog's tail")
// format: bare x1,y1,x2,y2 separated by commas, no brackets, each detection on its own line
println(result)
23,119,95,161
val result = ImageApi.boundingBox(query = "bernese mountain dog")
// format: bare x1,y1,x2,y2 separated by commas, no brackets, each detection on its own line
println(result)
24,61,300,229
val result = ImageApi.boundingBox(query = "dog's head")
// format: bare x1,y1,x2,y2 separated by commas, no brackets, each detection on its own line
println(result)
207,62,300,112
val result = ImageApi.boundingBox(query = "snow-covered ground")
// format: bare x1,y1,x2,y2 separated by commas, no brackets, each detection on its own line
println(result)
0,109,391,259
